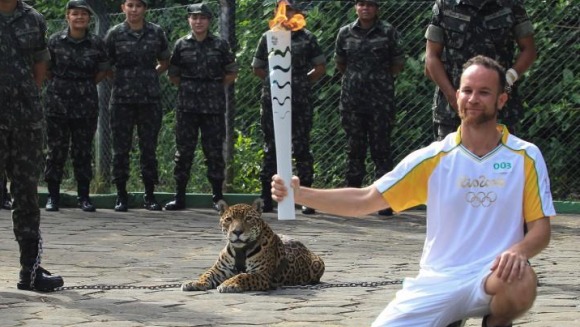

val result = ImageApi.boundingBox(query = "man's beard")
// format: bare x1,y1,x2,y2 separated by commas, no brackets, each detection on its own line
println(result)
460,106,498,126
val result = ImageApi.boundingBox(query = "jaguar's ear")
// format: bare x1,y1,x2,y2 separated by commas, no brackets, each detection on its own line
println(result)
218,200,229,215
252,198,264,215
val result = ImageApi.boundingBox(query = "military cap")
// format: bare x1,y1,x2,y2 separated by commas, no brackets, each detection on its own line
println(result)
66,0,94,14
355,0,379,5
277,0,306,11
122,0,149,6
187,3,213,18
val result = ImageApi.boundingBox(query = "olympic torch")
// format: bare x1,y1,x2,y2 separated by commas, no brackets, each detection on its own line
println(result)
266,1,305,220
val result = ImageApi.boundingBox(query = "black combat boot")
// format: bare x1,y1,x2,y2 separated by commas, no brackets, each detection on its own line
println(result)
300,181,315,215
143,182,161,211
77,181,95,212
1,194,11,210
45,182,60,212
378,208,393,216
17,240,64,291
1,178,11,210
210,179,227,212
114,182,128,212
164,182,186,211
260,180,273,213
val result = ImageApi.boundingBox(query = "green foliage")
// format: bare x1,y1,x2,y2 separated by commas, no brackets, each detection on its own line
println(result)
521,102,579,199
230,126,264,193
33,0,68,20
516,0,579,199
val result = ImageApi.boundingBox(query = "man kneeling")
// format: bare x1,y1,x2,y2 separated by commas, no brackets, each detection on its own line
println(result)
271,55,554,327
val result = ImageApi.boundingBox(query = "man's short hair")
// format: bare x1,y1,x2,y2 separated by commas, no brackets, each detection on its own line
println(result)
462,55,506,92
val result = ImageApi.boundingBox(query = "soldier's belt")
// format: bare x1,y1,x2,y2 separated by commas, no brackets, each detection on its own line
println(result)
54,76,94,82
181,77,223,82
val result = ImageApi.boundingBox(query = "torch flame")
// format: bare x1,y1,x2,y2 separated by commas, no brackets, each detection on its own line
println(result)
269,0,306,31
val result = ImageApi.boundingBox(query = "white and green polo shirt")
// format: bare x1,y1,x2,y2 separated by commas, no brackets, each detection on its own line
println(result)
375,125,555,275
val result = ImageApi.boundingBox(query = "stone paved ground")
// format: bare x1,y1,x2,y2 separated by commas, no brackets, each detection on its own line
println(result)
0,207,578,327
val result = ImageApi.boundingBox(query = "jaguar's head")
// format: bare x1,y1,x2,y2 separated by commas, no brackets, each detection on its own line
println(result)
219,199,265,249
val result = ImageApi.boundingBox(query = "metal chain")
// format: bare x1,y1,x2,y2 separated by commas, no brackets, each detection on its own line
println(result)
29,231,44,289
53,280,403,292
55,283,183,291
283,280,403,290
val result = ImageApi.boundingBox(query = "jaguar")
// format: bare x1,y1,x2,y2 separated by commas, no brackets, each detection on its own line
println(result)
181,199,325,293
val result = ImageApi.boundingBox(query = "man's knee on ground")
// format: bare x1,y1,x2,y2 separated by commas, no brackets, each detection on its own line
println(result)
489,266,538,314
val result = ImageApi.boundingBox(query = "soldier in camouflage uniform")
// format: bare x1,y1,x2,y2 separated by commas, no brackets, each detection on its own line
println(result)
164,4,238,211
252,0,326,214
334,0,405,216
105,0,170,212
43,0,110,213
425,0,537,140
0,0,64,291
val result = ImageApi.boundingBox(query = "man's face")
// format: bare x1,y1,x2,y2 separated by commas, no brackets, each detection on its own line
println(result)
355,1,378,21
188,14,210,35
457,65,508,126
122,0,146,24
0,0,17,9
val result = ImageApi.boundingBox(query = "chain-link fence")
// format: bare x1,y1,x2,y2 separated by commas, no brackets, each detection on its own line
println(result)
45,1,579,201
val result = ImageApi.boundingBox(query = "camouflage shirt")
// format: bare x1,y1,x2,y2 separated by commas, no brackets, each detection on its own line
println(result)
44,29,110,118
335,18,405,112
168,33,238,114
425,0,534,121
252,28,325,107
0,0,49,130
105,21,170,104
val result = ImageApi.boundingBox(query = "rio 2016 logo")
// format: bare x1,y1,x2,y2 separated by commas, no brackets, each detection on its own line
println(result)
465,191,497,207
493,162,512,170
459,175,505,188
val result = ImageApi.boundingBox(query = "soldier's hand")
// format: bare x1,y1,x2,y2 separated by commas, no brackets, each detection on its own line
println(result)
506,68,518,87
445,91,459,112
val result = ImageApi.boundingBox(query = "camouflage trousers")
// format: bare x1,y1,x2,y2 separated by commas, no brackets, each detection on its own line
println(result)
259,102,314,186
340,110,394,187
0,127,43,242
173,111,225,185
44,116,98,184
433,120,461,141
110,103,162,185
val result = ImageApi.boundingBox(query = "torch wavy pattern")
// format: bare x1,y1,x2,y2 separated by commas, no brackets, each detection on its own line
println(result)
271,80,291,89
270,41,290,121
271,46,291,58
272,64,291,73
273,96,291,119
273,109,291,120
272,96,291,106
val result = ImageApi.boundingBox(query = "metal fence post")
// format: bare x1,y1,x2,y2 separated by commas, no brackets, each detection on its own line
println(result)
88,0,112,192
220,0,237,192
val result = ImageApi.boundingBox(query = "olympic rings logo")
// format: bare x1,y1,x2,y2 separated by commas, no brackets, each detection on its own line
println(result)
465,191,497,207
